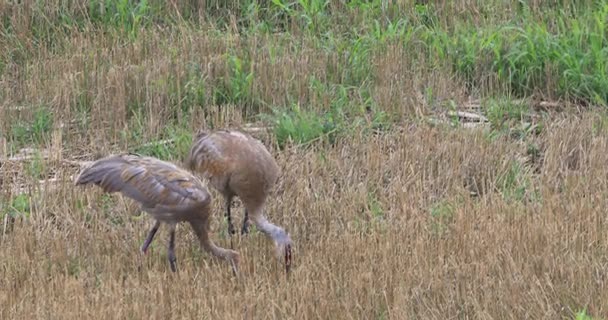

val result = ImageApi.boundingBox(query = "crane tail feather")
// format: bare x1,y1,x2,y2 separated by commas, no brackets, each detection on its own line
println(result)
74,156,128,193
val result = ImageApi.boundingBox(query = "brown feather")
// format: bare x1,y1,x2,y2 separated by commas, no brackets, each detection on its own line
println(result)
186,129,291,274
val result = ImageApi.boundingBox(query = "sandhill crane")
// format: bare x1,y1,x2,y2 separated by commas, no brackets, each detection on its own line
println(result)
74,153,239,274
185,129,293,273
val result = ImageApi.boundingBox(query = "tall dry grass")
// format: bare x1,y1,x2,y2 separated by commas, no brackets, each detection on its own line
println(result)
2,115,608,318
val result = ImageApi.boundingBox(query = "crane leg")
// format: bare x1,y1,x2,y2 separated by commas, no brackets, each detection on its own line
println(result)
167,223,177,272
226,197,235,235
241,209,250,235
141,220,161,254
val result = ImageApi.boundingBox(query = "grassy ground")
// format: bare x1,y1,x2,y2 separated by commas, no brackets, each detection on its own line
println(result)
1,0,608,318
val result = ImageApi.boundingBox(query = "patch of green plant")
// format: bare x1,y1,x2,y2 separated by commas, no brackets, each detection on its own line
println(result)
342,35,375,87
120,106,194,161
351,192,388,235
2,193,31,219
133,126,193,162
309,76,392,131
574,308,599,320
119,109,146,144
312,30,376,87
376,308,389,320
164,58,220,119
429,199,455,236
428,27,495,91
134,140,172,161
99,194,115,212
509,121,543,141
368,108,392,131
367,191,384,220
370,17,413,46
126,100,149,122
8,106,54,149
25,151,46,180
88,0,152,37
526,142,542,162
1,1,155,55
441,100,461,128
483,98,546,144
212,53,257,114
271,0,330,33
66,256,82,277
426,4,608,105
181,62,207,111
74,198,95,226
30,107,54,137
96,193,126,226
265,103,336,149
495,161,539,204
485,98,529,129
413,2,438,29
266,77,394,148
188,0,279,31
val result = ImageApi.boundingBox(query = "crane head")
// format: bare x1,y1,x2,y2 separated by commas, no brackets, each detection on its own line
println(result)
273,233,293,275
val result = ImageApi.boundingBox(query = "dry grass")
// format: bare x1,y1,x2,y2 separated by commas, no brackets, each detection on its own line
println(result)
2,1,608,319
1,116,608,319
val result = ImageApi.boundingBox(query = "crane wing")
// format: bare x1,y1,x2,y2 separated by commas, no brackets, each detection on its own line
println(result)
75,154,209,212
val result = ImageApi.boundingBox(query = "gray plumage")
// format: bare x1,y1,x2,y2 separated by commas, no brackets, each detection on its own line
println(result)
74,153,239,274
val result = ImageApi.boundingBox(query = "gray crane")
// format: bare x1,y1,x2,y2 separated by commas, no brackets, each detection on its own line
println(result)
74,153,239,274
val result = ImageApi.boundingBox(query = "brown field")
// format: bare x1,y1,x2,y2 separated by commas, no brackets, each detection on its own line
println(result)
1,1,608,319
2,114,608,319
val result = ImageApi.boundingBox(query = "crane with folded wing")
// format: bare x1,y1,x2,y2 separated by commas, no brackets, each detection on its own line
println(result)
186,130,293,274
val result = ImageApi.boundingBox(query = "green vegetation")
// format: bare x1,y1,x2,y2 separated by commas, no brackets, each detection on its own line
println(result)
8,106,54,150
429,199,455,236
25,151,46,180
2,2,607,150
496,160,537,203
576,309,603,320
132,126,193,161
2,193,31,219
267,104,335,148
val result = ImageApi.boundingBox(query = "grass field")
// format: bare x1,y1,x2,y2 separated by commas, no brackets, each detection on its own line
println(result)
1,0,608,319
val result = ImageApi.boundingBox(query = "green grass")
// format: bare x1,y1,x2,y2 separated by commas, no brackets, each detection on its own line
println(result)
483,98,546,143
212,53,257,112
575,308,602,320
428,3,608,104
4,1,605,147
25,151,46,180
485,99,530,130
1,194,31,220
8,106,54,152
267,103,334,148
496,161,535,203
132,126,193,162
429,199,456,236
